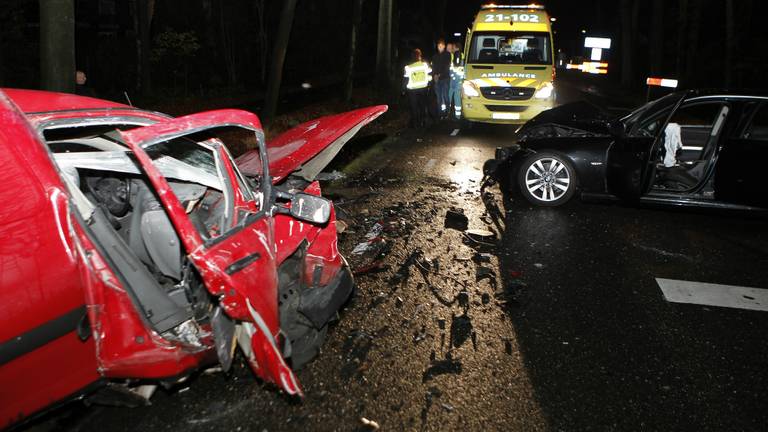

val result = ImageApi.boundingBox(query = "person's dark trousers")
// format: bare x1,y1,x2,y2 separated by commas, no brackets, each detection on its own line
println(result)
435,79,450,118
408,88,428,127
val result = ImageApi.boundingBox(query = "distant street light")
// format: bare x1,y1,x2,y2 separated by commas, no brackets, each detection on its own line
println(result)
453,32,462,37
550,17,556,22
581,29,587,34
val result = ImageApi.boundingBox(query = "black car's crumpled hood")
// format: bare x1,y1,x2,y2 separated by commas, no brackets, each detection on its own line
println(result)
518,101,614,140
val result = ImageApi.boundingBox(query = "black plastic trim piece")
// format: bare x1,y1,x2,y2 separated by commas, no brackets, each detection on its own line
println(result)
0,306,86,366
225,253,261,275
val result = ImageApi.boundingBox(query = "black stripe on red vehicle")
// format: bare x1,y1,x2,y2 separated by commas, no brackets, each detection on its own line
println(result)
0,306,87,366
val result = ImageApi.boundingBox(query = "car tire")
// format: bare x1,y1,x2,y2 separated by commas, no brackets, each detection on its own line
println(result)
517,152,577,207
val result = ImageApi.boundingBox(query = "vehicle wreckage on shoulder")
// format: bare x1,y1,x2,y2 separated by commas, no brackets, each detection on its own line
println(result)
0,88,386,428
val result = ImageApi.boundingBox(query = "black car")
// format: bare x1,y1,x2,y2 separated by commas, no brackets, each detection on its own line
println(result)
491,90,768,211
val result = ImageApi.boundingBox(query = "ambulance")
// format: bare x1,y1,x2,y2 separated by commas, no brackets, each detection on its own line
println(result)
462,4,555,124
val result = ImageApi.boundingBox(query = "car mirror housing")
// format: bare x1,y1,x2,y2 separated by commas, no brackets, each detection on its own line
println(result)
290,193,331,224
608,120,626,138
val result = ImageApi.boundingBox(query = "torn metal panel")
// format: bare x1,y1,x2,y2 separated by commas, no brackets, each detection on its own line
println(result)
238,105,388,182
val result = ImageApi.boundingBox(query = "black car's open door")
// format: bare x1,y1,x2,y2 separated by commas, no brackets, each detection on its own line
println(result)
606,93,687,201
606,137,658,201
714,102,768,209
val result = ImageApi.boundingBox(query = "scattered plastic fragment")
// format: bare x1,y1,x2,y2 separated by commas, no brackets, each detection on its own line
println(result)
360,417,380,430
534,263,545,269
336,220,348,234
472,253,492,263
465,229,496,241
444,207,469,231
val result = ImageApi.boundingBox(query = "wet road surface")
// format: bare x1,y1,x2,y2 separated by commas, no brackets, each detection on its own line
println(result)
48,81,768,431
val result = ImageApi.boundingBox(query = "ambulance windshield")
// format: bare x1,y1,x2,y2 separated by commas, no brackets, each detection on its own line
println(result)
468,32,551,65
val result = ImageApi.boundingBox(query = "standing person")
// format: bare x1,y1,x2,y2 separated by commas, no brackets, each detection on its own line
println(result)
448,42,465,120
403,48,432,128
431,38,451,120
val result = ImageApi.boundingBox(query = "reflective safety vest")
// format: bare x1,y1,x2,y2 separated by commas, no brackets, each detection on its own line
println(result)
404,61,432,90
450,52,465,81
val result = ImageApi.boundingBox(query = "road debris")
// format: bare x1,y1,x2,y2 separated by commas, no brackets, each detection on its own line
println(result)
315,170,347,181
360,417,380,430
336,220,348,234
465,228,496,242
444,207,469,231
413,325,428,343
472,253,493,263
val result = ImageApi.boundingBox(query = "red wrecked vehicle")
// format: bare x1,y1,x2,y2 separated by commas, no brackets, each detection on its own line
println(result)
0,88,385,429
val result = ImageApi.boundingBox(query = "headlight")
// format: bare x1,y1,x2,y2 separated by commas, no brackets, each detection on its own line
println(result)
534,82,554,99
462,80,480,97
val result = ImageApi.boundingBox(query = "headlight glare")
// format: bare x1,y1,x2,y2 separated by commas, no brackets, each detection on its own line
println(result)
534,82,554,99
462,80,480,97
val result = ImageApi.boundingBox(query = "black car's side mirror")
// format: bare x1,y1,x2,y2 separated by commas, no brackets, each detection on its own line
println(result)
273,191,331,225
608,120,626,138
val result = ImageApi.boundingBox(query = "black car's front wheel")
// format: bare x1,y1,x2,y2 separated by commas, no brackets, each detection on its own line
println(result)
517,152,576,206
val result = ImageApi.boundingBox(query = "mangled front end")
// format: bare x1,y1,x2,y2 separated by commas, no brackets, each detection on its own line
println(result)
45,105,385,401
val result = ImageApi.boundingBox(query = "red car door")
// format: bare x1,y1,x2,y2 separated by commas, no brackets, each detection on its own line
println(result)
0,94,100,428
118,110,302,395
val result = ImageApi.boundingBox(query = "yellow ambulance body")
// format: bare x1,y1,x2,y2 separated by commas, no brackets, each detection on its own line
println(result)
462,4,555,124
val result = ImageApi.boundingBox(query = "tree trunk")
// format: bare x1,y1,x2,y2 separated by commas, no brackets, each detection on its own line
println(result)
262,0,298,123
684,0,702,84
620,0,634,87
39,0,75,92
649,0,664,75
253,0,268,85
136,0,154,95
390,1,400,96
376,0,393,86
676,0,688,77
725,0,735,87
434,0,447,39
218,0,237,86
344,0,363,102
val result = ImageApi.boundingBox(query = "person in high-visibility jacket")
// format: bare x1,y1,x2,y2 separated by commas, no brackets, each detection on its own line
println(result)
403,48,432,128
448,42,465,119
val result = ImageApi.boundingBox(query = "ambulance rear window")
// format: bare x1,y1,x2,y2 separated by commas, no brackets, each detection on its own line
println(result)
468,31,551,65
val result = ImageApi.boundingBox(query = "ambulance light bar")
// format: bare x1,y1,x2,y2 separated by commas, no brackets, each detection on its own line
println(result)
482,4,545,10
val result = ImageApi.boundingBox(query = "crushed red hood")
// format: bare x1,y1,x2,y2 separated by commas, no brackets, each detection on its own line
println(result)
237,105,387,183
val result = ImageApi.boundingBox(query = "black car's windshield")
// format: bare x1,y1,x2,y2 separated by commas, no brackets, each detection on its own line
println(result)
621,92,686,136
468,31,551,65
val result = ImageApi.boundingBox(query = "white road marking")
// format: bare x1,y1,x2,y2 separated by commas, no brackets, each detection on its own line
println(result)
450,128,460,136
424,158,437,171
656,278,768,312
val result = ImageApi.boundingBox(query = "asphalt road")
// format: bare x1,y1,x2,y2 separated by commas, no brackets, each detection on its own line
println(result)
42,78,768,432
